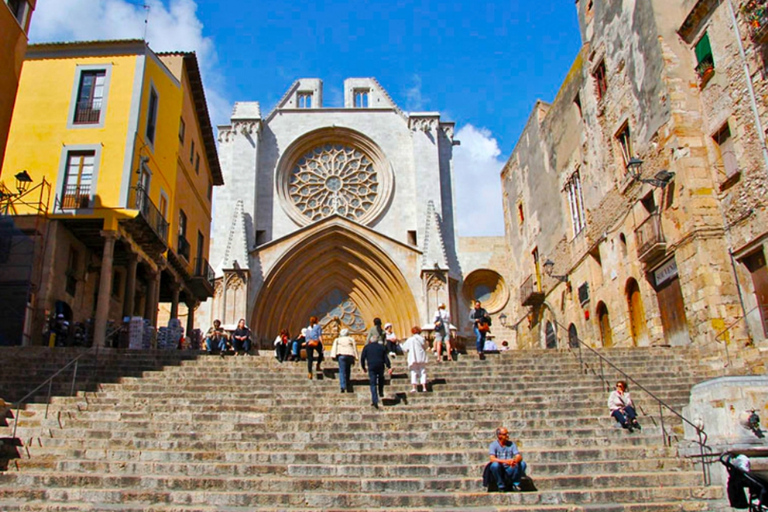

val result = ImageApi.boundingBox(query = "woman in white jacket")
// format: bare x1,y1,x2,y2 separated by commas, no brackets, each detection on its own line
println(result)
401,326,429,393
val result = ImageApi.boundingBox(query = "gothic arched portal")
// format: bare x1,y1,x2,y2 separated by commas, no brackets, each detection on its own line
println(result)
251,224,420,344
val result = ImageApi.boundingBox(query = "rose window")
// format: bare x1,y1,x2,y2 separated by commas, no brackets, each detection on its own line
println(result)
288,143,379,222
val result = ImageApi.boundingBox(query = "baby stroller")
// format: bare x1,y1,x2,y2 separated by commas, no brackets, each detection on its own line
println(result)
720,453,768,511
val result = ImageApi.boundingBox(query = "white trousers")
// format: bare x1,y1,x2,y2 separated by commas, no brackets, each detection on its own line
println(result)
409,362,427,385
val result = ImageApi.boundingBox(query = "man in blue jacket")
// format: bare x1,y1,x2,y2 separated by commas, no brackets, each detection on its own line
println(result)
360,339,392,409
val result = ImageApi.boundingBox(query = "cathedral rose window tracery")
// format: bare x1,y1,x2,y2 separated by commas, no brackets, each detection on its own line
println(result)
288,144,379,222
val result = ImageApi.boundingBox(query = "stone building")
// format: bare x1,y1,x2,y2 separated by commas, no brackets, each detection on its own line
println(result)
203,78,514,345
501,0,768,353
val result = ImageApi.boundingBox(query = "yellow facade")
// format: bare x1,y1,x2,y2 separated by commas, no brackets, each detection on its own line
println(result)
0,0,35,174
0,40,222,346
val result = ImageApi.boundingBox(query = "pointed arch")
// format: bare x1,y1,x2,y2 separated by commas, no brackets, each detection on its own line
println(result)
625,277,646,346
251,224,419,342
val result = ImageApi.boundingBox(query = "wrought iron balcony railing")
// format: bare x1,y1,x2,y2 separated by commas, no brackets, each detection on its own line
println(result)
131,186,169,246
635,212,666,263
60,184,91,209
73,101,102,124
194,257,215,286
520,273,544,307
178,235,191,261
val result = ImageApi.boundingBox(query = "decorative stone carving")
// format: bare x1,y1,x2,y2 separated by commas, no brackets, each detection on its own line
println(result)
409,117,438,132
288,143,379,222
440,123,454,140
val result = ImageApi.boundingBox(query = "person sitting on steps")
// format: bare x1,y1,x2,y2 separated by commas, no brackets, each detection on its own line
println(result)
608,380,641,432
204,319,229,356
232,318,252,356
483,427,528,492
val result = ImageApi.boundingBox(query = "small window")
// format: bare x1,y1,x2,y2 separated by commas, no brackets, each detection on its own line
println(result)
565,170,586,236
593,60,607,101
713,123,738,178
62,151,95,209
616,123,632,170
574,94,582,118
178,210,187,238
256,230,266,246
695,33,715,81
179,118,186,143
619,233,628,258
146,87,159,145
73,70,106,124
190,140,195,164
641,191,657,214
195,153,200,174
158,193,168,220
407,230,418,246
517,202,525,224
354,89,370,108
297,92,312,108
7,0,29,29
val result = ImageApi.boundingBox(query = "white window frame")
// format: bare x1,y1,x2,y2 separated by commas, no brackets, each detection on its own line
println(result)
55,144,102,213
66,65,113,130
565,169,587,237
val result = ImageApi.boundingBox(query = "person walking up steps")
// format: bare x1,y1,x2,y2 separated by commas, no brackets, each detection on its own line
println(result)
360,336,392,409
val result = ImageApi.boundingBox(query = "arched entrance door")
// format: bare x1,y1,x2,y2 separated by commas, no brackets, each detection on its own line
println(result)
545,321,557,349
568,323,579,348
252,224,420,345
626,278,646,346
597,301,613,347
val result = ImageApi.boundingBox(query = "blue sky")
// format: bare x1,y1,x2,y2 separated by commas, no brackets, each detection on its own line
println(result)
29,0,582,236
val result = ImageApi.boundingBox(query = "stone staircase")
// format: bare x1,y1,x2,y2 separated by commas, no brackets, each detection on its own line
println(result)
0,346,732,511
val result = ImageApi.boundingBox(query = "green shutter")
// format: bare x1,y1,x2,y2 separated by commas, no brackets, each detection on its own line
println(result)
695,33,713,65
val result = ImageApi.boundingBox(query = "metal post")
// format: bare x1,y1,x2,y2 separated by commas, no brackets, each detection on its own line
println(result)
659,402,667,446
599,358,606,390
12,403,21,439
70,361,79,396
698,431,709,486
44,380,52,419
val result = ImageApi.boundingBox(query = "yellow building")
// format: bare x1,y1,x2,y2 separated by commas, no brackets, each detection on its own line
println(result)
0,40,222,346
0,0,35,173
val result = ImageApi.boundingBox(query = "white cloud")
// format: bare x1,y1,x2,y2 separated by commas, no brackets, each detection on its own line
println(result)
405,75,424,111
452,124,506,237
29,0,231,126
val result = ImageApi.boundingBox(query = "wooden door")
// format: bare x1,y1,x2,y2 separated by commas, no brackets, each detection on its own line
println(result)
597,303,613,347
744,251,768,336
568,324,579,348
656,276,689,345
627,280,646,346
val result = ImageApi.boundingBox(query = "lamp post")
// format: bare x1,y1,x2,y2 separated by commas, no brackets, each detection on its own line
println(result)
0,170,35,214
626,157,675,188
499,312,507,328
543,259,568,283
15,170,33,193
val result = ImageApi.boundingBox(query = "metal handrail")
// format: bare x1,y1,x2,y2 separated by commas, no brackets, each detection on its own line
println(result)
712,304,765,368
10,346,99,440
556,320,713,486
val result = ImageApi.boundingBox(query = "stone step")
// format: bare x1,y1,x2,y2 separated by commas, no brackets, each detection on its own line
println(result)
0,485,724,508
0,470,707,492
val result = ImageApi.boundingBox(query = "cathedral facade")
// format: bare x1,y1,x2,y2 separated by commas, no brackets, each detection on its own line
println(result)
202,78,511,345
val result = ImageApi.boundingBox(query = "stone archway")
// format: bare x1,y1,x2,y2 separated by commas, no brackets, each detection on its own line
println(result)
251,225,420,345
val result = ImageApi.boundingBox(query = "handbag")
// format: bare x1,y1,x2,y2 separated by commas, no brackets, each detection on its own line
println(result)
477,321,490,333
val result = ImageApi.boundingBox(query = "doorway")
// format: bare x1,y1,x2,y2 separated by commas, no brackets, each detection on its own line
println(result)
743,250,768,337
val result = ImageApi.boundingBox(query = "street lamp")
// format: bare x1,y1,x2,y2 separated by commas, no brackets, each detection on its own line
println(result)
499,312,507,327
543,259,568,283
15,170,33,194
626,158,675,188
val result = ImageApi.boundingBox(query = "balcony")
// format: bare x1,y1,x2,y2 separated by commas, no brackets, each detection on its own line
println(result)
742,0,768,43
178,235,191,261
60,184,90,209
520,273,544,307
189,257,216,299
120,187,169,256
73,101,102,124
635,212,666,264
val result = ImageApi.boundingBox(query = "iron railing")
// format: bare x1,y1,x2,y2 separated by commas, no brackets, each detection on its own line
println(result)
178,235,190,261
713,304,768,369
131,187,168,245
557,319,713,486
73,102,102,124
520,274,544,307
60,184,91,209
635,212,666,261
194,257,215,286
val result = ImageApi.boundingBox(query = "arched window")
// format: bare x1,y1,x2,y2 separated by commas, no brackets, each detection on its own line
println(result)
596,301,612,347
619,233,628,258
545,321,557,349
568,323,579,348
626,278,646,346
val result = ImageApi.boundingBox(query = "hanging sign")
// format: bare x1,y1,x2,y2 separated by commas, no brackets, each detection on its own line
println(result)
654,257,678,286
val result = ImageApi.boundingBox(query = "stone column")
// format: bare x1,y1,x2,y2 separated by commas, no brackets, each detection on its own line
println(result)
94,231,118,348
186,299,198,339
170,281,181,320
122,252,138,319
144,269,160,326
